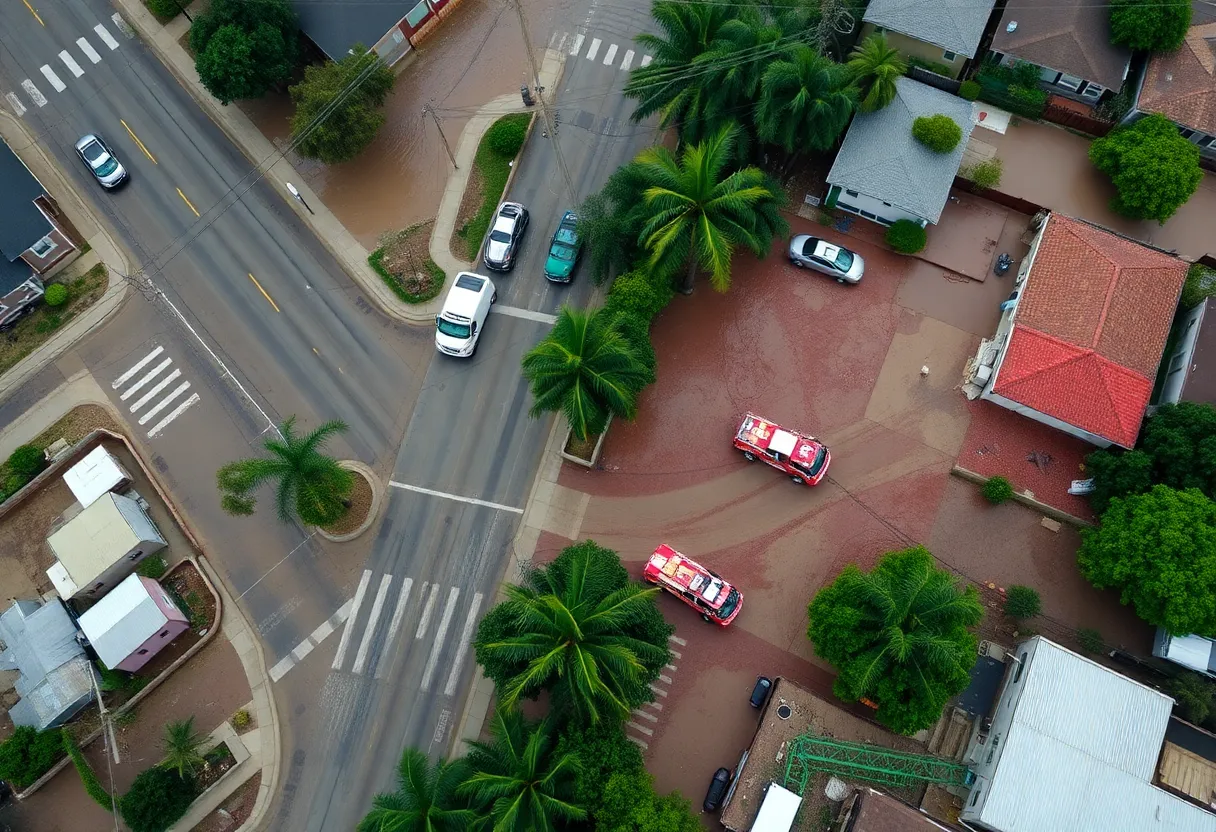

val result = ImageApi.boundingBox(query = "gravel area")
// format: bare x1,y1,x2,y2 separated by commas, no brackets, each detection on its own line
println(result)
190,771,261,832
323,469,373,536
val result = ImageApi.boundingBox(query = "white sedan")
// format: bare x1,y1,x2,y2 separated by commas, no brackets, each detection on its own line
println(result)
788,235,864,283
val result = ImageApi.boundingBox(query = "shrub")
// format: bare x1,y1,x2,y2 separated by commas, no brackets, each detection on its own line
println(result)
1076,627,1105,655
2,473,27,498
958,80,981,101
120,767,196,832
1090,114,1202,223
7,445,46,481
232,709,252,730
1004,585,1042,620
963,158,1003,191
35,314,63,334
1182,264,1216,309
885,220,927,254
0,727,64,789
137,554,169,580
606,270,669,323
981,475,1014,504
64,732,112,810
912,114,962,153
1166,672,1215,724
145,0,183,19
486,115,529,158
44,283,68,307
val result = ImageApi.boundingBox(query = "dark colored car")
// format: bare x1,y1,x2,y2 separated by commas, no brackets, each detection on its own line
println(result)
74,133,127,189
703,767,731,812
750,676,772,709
483,201,529,271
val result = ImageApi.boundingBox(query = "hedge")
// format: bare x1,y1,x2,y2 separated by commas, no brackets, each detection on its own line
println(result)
0,727,64,789
64,732,113,810
885,220,927,254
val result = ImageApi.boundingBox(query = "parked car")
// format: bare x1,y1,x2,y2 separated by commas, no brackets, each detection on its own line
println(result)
544,210,581,282
750,676,772,709
483,202,529,271
734,412,830,486
787,234,863,283
435,272,496,357
703,767,731,812
644,544,743,626
74,134,127,189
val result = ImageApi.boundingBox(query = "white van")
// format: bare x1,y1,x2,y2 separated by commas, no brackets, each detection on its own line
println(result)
435,272,496,357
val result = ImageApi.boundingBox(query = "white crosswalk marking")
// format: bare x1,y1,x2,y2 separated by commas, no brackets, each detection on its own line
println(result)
4,93,25,117
569,33,584,56
113,347,203,438
147,393,200,438
586,38,601,61
352,574,393,675
113,346,164,387
640,54,653,67
95,24,120,50
602,43,618,65
120,357,171,402
40,66,65,93
77,38,102,64
20,81,46,108
332,570,372,670
415,582,439,640
128,369,181,412
443,592,483,696
137,381,190,425
420,587,460,692
620,50,635,71
59,51,84,78
376,577,414,680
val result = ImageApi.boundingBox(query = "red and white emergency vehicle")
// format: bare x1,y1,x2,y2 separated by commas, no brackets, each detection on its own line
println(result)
733,412,830,486
643,544,742,626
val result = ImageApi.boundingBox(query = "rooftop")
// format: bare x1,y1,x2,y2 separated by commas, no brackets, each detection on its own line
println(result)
292,0,410,60
847,788,956,832
77,574,171,669
863,0,997,58
1179,299,1216,405
0,139,53,267
0,598,94,730
1138,5,1216,136
990,0,1132,91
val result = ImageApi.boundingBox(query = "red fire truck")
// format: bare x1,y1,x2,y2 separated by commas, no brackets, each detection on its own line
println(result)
643,544,742,626
733,412,830,486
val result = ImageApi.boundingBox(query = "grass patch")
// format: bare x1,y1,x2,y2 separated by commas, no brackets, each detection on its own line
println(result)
368,220,445,304
0,263,107,378
456,112,532,260
0,403,120,506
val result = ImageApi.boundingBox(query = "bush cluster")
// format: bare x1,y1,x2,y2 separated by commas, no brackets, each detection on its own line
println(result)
485,116,528,158
1,444,47,503
43,283,68,307
885,219,927,254
912,114,963,153
982,475,1014,504
120,766,196,832
0,727,64,790
964,158,1003,191
958,80,981,101
1004,584,1042,620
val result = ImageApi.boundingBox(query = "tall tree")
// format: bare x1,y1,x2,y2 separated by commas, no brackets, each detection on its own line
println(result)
1111,0,1191,53
458,711,585,832
216,416,353,527
290,46,396,165
473,540,672,723
847,33,905,112
756,45,856,168
358,748,475,832
626,123,788,293
1089,113,1202,223
521,306,655,442
160,717,206,779
807,546,983,735
190,0,298,104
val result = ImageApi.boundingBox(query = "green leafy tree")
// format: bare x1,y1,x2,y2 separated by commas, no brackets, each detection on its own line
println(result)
216,416,353,527
756,45,855,170
847,33,906,112
596,771,701,832
807,546,983,735
473,540,672,723
1078,485,1216,636
160,717,206,778
120,767,196,832
189,0,297,104
290,46,396,164
458,710,585,832
1089,114,1202,223
1166,672,1216,725
556,720,644,814
1111,0,1191,53
605,270,673,324
1182,263,1216,309
521,306,655,442
358,748,475,832
0,726,64,789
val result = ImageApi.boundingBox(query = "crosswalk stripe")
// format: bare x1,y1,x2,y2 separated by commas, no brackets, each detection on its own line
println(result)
586,37,601,61
640,54,653,68
129,368,181,412
443,591,483,696
114,346,164,387
632,708,658,722
147,392,199,438
602,43,618,65
668,634,687,646
94,24,120,50
415,582,438,639
111,13,134,39
137,380,190,425
120,357,171,401
40,65,65,92
659,674,673,684
4,93,25,117
332,570,372,670
291,639,314,662
19,81,45,108
644,701,663,711
620,49,635,71
352,574,393,675
59,51,84,78
628,736,648,748
77,38,102,64
569,33,584,56
376,577,414,680
649,683,668,697
420,587,460,692
627,721,654,736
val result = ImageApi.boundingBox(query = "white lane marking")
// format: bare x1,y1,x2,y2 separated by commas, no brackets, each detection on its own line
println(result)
376,577,414,680
415,582,438,639
603,43,618,66
420,587,460,691
114,346,164,387
268,654,294,682
620,49,634,71
668,649,682,659
129,369,182,412
569,33,584,56
40,65,65,92
111,13,134,38
137,381,190,425
120,358,172,401
548,30,557,48
640,54,653,68
291,639,315,663
443,592,483,696
491,305,557,324
20,81,46,108
627,721,654,736
95,24,120,50
632,708,658,722
664,663,677,672
644,701,663,711
389,481,523,514
268,600,352,682
77,38,102,64
668,634,687,646
628,736,648,748
59,51,84,78
332,570,372,670
586,38,601,61
649,683,668,697
147,393,200,438
4,93,25,116
658,674,673,684
352,574,393,675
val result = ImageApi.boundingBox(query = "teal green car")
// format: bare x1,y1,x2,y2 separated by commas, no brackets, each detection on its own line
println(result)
544,211,581,283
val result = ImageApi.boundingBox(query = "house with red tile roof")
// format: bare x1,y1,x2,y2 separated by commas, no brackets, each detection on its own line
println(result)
973,213,1187,448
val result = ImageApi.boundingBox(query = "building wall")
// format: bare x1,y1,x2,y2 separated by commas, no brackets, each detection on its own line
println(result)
114,615,188,672
980,391,1115,447
989,52,1118,104
114,492,167,550
860,23,968,78
1159,300,1207,404
825,185,928,227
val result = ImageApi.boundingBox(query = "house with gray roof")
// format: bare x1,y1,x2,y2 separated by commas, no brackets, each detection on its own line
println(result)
825,78,974,228
0,599,94,731
859,0,998,80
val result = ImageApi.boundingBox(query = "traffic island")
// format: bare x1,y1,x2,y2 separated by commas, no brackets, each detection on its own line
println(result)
369,220,446,304
447,112,535,263
316,460,382,542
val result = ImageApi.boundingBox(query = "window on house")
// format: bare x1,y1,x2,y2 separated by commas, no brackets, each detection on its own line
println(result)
1013,652,1027,683
970,788,981,807
29,236,56,258
1080,83,1103,99
942,50,957,62
1182,128,1197,140
1055,73,1084,91
159,630,169,638
845,189,859,198
137,649,149,655
1200,136,1216,149
986,748,995,764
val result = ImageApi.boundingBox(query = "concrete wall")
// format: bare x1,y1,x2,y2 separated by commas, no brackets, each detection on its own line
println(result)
1159,300,1207,404
860,23,967,79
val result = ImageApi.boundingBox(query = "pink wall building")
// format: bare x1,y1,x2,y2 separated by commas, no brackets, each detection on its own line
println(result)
77,573,189,672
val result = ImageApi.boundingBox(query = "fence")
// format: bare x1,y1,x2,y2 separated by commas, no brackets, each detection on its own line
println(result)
906,66,961,95
1041,96,1114,138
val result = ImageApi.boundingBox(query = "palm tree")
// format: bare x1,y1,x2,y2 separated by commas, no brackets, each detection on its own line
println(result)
358,748,475,832
458,710,585,832
521,306,655,442
216,416,353,527
473,540,671,723
626,123,788,293
160,717,207,778
847,33,906,112
756,45,856,169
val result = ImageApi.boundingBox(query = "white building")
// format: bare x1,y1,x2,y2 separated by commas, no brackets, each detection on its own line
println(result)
46,491,166,602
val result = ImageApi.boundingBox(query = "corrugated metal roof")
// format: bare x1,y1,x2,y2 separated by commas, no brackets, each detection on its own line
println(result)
0,600,94,731
78,574,169,669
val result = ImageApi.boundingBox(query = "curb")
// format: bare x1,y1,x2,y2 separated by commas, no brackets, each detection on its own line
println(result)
950,466,1094,528
315,459,383,543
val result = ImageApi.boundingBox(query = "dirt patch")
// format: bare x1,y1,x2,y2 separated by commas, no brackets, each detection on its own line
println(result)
322,469,373,536
564,432,597,461
369,220,446,304
163,560,218,634
190,771,260,832
0,264,108,377
193,740,236,793
449,163,486,260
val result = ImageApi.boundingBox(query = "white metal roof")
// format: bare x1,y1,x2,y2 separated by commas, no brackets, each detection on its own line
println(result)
1162,633,1215,674
752,783,802,832
769,430,798,456
63,445,129,508
77,574,169,669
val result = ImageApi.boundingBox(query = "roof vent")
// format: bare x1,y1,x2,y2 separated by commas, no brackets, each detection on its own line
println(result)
1006,21,1018,33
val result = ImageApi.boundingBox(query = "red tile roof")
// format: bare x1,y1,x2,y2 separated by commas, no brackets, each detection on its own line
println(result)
991,215,1186,447
1139,21,1216,136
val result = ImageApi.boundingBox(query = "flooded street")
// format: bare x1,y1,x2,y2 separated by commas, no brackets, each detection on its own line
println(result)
239,0,567,248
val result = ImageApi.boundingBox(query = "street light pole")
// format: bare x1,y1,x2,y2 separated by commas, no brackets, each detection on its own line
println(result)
285,182,315,215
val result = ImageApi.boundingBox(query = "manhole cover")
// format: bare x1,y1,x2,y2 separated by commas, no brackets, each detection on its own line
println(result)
777,704,792,720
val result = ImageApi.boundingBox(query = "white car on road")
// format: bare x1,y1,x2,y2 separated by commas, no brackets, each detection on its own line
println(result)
787,235,864,283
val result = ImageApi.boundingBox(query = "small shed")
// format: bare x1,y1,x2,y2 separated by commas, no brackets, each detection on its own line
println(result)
77,573,189,672
0,599,94,730
46,491,167,601
63,445,131,508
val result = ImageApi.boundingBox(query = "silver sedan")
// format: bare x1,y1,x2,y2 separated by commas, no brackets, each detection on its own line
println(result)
74,134,127,189
788,235,864,283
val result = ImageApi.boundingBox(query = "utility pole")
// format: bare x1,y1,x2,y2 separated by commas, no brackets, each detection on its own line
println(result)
423,103,459,170
507,0,578,205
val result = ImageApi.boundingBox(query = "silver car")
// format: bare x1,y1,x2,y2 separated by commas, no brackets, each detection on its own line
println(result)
482,202,529,272
788,235,864,283
74,134,127,189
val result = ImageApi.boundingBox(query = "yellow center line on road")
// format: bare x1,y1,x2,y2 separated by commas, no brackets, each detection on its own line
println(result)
248,273,281,313
176,188,199,217
22,0,43,26
120,119,157,164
